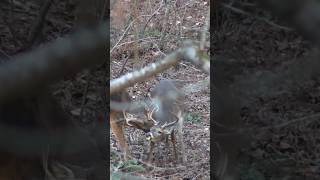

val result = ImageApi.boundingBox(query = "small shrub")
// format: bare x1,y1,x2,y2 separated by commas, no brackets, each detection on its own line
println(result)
118,159,146,173
185,112,202,123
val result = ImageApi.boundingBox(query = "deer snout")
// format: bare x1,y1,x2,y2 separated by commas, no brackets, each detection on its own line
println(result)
146,126,168,142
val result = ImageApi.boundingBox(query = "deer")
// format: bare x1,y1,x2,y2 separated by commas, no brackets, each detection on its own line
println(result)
110,80,186,164
144,80,186,164
110,91,156,160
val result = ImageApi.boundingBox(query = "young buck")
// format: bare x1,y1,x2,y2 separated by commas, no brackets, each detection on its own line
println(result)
110,91,156,160
145,80,186,164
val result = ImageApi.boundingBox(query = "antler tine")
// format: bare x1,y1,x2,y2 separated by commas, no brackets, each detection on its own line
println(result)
123,111,135,126
147,105,158,125
122,111,128,119
161,110,181,129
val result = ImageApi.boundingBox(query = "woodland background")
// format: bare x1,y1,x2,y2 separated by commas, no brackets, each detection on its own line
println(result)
214,0,320,179
2,0,320,179
110,0,210,179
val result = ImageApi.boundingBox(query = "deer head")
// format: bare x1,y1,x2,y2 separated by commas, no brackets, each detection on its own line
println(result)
145,107,182,142
143,80,183,141
122,102,158,132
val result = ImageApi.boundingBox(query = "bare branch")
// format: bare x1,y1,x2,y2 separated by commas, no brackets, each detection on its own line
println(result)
221,3,293,31
141,0,165,38
110,44,210,94
110,20,135,53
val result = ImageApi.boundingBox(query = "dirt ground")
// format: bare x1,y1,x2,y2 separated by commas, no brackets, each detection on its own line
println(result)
214,1,320,179
110,0,210,179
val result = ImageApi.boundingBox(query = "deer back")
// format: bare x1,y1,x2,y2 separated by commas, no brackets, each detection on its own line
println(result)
149,80,184,133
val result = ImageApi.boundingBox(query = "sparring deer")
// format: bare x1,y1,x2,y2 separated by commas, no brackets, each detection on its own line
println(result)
145,80,186,164
110,91,156,160
110,80,186,164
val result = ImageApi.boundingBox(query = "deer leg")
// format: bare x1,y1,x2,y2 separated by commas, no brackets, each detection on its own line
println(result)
178,113,186,163
110,112,130,160
165,135,170,149
170,131,178,163
147,141,155,164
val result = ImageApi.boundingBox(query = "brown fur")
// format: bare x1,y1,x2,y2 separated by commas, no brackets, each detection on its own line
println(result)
110,91,154,160
111,80,186,163
146,80,186,164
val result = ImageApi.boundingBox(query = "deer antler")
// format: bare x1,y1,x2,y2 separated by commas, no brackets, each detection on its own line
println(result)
145,102,159,126
160,110,181,129
123,111,137,127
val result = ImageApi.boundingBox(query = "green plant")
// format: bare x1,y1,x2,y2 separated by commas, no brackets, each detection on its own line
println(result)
185,112,202,123
144,29,162,37
118,159,146,173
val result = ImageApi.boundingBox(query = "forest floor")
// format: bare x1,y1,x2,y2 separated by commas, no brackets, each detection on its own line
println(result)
214,1,320,180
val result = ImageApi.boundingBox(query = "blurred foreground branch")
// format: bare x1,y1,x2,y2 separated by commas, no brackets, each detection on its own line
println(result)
0,23,107,103
110,44,209,94
110,76,210,112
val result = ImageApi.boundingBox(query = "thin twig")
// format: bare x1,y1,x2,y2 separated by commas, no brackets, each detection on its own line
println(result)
6,0,20,48
141,0,165,37
0,7,37,16
112,37,158,50
27,0,52,49
272,113,320,129
79,71,91,122
111,20,135,53
0,49,11,60
159,0,170,49
221,3,293,31
117,57,130,77
222,112,320,137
